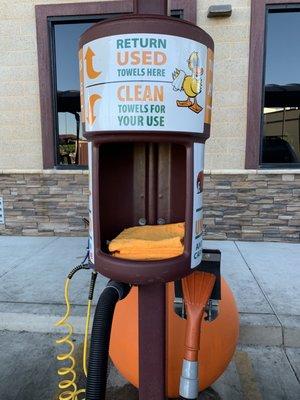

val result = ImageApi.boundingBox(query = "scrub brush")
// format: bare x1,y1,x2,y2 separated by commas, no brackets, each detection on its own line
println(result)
179,271,216,400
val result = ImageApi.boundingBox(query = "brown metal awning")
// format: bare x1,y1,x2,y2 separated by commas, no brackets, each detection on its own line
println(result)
57,90,80,113
265,83,300,108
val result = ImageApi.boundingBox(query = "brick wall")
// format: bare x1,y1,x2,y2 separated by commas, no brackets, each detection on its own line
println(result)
0,171,299,242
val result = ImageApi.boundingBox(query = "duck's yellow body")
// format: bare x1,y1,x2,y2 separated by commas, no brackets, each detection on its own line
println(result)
182,75,201,98
172,51,203,113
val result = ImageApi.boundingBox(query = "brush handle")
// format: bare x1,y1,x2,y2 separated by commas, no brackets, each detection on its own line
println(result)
184,313,203,361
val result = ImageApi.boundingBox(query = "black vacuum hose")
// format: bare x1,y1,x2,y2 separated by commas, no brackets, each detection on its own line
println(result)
86,280,131,400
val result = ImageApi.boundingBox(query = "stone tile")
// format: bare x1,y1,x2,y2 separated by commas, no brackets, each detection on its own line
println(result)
285,348,300,381
203,240,272,314
0,236,56,277
0,331,60,400
280,315,300,347
212,358,243,400
235,241,300,316
239,313,282,346
0,237,106,305
234,346,300,400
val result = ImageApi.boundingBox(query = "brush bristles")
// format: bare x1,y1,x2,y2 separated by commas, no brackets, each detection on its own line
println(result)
182,271,216,306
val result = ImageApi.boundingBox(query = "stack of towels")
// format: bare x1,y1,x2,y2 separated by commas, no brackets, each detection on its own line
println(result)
109,222,185,260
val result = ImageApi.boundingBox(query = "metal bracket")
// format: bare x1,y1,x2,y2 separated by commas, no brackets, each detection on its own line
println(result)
204,299,219,322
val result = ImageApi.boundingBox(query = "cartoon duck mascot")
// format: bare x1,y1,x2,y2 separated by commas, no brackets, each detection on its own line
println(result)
172,51,203,114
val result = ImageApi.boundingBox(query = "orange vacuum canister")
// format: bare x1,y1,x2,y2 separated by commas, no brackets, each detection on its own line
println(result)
109,278,239,398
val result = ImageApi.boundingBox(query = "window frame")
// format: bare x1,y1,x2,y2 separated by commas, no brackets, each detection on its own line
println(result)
35,0,197,169
246,0,300,169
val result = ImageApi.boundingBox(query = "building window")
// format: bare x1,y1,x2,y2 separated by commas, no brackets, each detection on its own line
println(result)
170,9,184,19
50,18,103,167
246,0,300,169
262,6,300,166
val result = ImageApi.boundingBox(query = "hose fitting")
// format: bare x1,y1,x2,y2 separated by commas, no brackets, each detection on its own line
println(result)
179,359,199,399
106,280,131,300
67,263,90,279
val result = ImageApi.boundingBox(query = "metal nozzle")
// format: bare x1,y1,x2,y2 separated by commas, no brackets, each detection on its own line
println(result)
179,359,199,399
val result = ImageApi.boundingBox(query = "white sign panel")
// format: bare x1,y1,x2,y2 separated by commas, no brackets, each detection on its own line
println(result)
191,143,204,269
82,33,209,133
88,142,95,264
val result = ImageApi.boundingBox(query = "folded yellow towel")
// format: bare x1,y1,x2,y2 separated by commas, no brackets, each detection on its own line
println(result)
109,222,185,260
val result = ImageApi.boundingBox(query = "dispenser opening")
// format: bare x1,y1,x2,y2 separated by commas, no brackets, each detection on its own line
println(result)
97,141,187,259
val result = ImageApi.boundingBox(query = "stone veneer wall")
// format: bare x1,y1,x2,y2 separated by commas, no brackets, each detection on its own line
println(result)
204,171,299,242
0,171,299,242
0,172,89,236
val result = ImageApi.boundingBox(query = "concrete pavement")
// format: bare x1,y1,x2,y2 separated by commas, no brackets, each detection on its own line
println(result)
0,236,299,399
0,331,299,399
0,236,299,346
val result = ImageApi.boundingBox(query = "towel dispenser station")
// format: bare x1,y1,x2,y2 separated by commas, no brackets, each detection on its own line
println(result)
79,11,214,284
78,1,228,399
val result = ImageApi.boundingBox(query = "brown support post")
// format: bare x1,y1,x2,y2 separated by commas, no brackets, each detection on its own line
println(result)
139,143,166,400
135,3,167,399
133,0,168,15
138,284,166,400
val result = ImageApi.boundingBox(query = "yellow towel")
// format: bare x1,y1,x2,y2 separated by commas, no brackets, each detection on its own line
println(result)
109,222,185,260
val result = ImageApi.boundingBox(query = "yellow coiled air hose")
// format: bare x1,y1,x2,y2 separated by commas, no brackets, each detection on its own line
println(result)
55,265,97,400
